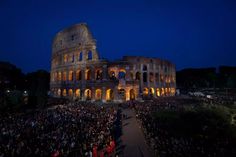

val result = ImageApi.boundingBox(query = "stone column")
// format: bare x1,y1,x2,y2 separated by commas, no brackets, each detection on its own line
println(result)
102,87,106,102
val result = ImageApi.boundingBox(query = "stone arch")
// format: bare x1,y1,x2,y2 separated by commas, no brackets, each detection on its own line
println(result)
106,89,114,101
95,89,102,100
84,89,92,100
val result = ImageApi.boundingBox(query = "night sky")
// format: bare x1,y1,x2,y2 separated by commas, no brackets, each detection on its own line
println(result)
0,0,236,73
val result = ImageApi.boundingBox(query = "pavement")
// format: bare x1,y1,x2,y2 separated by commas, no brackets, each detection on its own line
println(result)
121,108,154,157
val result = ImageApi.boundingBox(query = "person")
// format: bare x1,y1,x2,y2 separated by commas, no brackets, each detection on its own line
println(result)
92,144,98,157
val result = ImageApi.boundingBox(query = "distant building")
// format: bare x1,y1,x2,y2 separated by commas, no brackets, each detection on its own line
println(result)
50,23,176,102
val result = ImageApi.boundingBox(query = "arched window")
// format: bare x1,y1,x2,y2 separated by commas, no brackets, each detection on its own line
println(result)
63,54,68,63
76,70,82,81
106,89,114,101
87,51,92,60
68,89,73,97
109,71,116,80
84,89,92,100
143,88,148,96
96,70,102,80
118,70,126,79
95,89,102,100
79,52,83,61
156,88,160,97
68,70,73,81
62,71,67,81
58,72,62,81
57,89,61,96
85,69,91,80
143,72,147,82
135,72,140,80
62,89,67,96
150,88,154,97
75,89,81,98
130,89,135,100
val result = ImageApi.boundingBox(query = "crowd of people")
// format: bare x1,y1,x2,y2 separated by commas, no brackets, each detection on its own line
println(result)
0,102,117,157
133,97,236,157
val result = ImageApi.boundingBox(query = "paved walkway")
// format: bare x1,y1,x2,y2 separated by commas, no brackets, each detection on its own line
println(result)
121,108,154,157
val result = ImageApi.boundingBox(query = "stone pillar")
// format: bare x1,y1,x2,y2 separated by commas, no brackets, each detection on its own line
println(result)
102,87,106,102
92,87,95,101
102,65,108,80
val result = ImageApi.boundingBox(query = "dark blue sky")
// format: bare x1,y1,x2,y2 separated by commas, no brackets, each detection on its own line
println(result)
0,0,236,73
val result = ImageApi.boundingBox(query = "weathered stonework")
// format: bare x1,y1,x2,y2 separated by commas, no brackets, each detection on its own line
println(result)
50,23,176,102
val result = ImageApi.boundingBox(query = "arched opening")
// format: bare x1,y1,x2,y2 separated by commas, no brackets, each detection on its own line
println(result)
57,89,61,96
79,52,83,61
143,72,147,82
87,51,92,60
68,70,74,81
58,72,62,81
129,89,135,100
68,89,73,97
143,88,148,96
76,70,82,81
135,72,140,80
156,88,160,97
84,89,92,100
75,89,81,99
85,69,91,80
95,69,103,80
149,72,154,82
62,71,67,81
118,70,126,79
109,71,116,80
119,89,126,101
63,54,68,63
149,88,154,97
106,89,114,101
95,89,102,100
161,88,165,96
62,89,67,97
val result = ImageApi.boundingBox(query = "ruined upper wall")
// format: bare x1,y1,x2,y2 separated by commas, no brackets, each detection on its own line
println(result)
52,23,97,53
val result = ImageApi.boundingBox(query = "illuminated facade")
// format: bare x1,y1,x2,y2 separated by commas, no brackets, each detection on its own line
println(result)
50,23,176,102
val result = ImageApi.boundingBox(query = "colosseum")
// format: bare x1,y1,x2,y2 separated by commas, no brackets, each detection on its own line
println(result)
50,23,176,102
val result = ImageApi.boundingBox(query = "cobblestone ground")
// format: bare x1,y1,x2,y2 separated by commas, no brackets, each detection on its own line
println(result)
121,108,154,157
